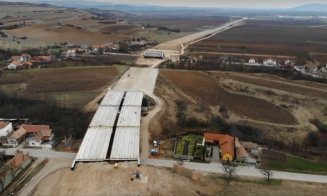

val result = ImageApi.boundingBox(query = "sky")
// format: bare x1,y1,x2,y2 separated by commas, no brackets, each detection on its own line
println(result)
87,0,326,8
4,0,327,8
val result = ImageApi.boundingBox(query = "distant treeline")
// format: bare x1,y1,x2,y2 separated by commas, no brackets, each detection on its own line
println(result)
0,92,91,138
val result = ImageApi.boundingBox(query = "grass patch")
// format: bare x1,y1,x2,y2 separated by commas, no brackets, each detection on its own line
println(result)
262,151,327,174
210,174,283,186
175,134,203,155
46,91,99,109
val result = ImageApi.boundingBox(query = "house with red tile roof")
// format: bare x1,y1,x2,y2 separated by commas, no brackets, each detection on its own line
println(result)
6,127,27,147
21,124,54,148
203,133,235,162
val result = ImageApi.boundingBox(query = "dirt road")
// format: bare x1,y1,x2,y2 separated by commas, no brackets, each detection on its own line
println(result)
140,95,163,158
113,67,159,95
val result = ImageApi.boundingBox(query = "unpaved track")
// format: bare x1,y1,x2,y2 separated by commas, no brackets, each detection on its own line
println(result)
113,67,159,95
140,95,163,158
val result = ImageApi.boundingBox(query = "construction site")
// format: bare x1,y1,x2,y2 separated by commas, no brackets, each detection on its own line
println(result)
0,2,327,195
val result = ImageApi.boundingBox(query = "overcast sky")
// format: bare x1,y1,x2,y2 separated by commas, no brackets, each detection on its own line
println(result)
89,0,326,8
5,0,327,8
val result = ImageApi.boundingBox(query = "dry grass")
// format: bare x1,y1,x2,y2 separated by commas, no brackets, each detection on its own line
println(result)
212,72,327,100
160,69,297,125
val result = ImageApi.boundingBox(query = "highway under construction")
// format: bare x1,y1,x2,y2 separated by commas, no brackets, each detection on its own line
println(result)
72,91,144,169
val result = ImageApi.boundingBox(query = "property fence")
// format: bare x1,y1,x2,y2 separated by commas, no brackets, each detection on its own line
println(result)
173,154,194,160
0,158,32,192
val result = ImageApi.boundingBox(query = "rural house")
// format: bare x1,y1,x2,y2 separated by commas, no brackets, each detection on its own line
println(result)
0,152,31,192
27,128,54,148
304,62,319,73
31,56,53,63
203,133,235,162
7,60,33,70
0,121,13,137
6,127,28,147
263,58,277,67
15,124,54,148
66,49,77,57
248,58,256,64
235,138,247,162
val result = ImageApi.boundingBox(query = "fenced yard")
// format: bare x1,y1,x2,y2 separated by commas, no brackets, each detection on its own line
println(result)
173,134,205,161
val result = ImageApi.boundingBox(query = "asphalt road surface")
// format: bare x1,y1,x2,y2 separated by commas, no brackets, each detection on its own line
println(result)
1,148,76,159
141,158,327,184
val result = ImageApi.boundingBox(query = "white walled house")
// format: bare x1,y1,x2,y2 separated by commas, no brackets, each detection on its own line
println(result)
27,128,54,149
66,49,76,57
248,58,256,64
0,121,13,137
6,127,27,147
263,59,277,67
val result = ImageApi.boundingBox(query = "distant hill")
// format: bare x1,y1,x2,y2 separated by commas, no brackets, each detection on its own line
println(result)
293,4,327,12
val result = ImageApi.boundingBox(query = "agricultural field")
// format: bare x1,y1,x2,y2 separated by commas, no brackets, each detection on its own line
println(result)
0,3,192,50
0,3,235,50
128,15,230,32
188,19,327,63
0,65,128,110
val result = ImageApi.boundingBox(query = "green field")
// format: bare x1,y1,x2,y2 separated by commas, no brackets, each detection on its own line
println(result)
262,154,327,174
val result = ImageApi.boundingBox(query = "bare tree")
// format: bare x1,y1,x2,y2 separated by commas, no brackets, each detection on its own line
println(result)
261,169,273,183
223,164,237,177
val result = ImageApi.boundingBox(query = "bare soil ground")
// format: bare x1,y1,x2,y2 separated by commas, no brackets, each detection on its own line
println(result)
0,66,126,109
31,162,327,196
160,69,297,125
